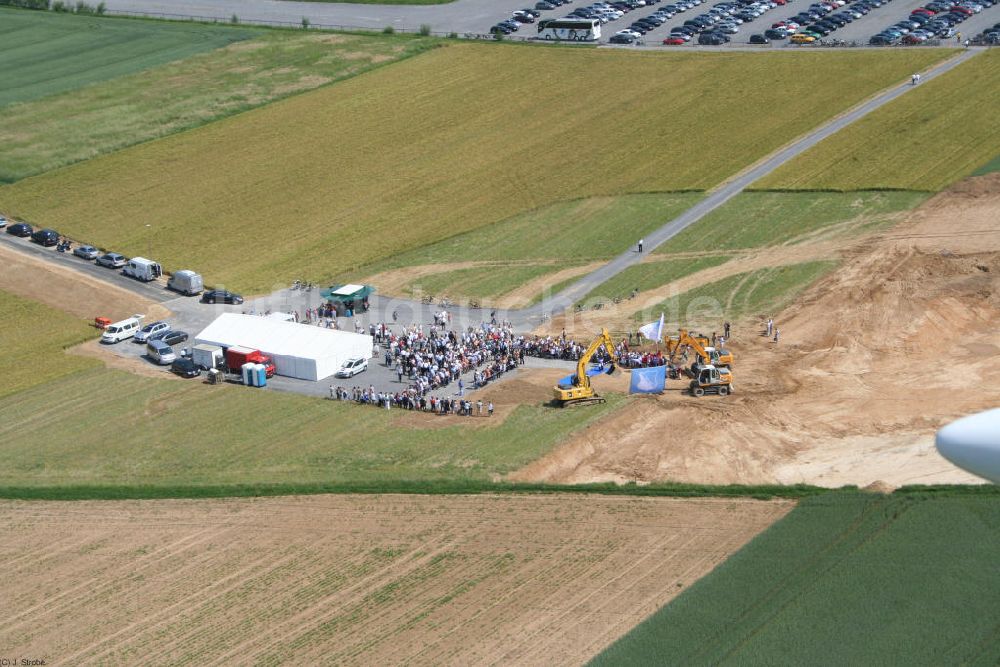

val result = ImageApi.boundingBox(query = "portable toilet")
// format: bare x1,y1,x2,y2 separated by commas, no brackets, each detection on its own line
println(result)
254,363,267,387
242,362,254,386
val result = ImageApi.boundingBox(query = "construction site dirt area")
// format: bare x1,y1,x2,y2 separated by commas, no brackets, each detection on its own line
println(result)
0,494,791,666
515,175,1000,489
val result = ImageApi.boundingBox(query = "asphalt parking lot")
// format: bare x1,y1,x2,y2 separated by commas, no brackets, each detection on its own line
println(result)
592,0,998,45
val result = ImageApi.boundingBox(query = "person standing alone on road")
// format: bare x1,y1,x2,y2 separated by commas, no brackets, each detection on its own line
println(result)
638,238,644,253
488,401,494,417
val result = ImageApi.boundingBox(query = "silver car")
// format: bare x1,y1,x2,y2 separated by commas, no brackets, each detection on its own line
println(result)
73,244,100,260
96,252,127,268
134,320,169,343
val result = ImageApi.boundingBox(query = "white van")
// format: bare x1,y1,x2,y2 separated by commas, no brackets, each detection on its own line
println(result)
123,257,163,282
167,270,204,296
146,339,176,365
100,314,145,344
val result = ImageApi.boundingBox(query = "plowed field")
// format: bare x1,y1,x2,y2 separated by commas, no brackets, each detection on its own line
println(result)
0,494,791,665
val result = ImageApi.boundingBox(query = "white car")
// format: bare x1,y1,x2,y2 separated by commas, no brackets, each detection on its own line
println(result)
616,28,643,37
0,215,7,228
336,358,369,378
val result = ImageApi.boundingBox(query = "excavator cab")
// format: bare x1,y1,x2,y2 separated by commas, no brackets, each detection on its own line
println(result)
689,365,733,397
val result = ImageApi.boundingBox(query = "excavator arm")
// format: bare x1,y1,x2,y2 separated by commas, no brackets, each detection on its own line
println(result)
572,328,617,388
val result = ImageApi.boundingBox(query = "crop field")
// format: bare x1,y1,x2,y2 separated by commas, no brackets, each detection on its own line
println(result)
593,489,1000,666
0,493,792,664
0,44,950,293
0,8,254,107
0,30,436,182
758,49,1000,191
634,261,837,325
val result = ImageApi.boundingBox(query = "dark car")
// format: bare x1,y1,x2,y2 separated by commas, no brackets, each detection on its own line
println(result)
869,33,895,43
764,28,789,38
629,22,650,32
6,222,32,237
170,357,201,379
30,228,59,246
749,33,770,43
698,31,726,43
201,289,244,305
536,0,556,8
610,32,639,42
161,330,189,346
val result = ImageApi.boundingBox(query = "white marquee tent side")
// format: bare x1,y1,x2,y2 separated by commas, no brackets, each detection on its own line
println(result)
195,313,372,381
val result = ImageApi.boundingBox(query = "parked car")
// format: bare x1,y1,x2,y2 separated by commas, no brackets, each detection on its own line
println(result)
146,339,177,365
73,244,100,260
791,32,817,41
749,33,770,42
336,358,369,378
765,27,789,38
101,315,143,344
536,0,557,8
698,31,727,43
96,252,127,268
201,289,244,305
610,32,639,42
6,222,32,237
30,228,59,247
134,320,170,343
0,215,7,228
664,34,689,42
170,357,202,379
161,330,189,346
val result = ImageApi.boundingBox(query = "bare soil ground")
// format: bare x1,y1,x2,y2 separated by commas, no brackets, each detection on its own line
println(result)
0,244,166,321
0,493,791,666
513,175,1000,489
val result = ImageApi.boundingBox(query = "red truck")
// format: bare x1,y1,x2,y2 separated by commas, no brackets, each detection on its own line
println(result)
225,345,276,378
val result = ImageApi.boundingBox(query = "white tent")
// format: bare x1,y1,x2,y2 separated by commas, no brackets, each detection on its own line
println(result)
195,313,372,381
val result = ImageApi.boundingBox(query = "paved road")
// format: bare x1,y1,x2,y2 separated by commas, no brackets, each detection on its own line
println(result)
101,0,998,41
517,47,982,322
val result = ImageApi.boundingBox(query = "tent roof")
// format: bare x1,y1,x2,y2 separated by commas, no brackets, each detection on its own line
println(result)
195,313,369,359
320,283,375,301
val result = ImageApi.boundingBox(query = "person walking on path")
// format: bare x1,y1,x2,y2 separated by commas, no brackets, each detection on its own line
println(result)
724,321,731,339
488,401,494,417
637,238,644,253
477,399,484,416
911,73,921,86
773,328,780,344
457,378,464,396
766,318,774,337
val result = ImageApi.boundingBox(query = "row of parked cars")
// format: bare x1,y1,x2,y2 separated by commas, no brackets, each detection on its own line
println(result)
655,0,789,45
870,0,992,44
2,216,143,271
976,19,1000,41
758,0,880,44
491,6,546,34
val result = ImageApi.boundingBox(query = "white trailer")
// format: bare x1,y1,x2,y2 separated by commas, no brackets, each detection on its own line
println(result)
191,343,223,370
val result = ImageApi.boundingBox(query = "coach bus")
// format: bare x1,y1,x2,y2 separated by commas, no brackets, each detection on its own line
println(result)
536,19,601,41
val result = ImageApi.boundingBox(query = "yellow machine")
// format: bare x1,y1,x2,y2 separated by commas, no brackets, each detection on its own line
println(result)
689,365,733,397
553,328,617,406
665,329,734,368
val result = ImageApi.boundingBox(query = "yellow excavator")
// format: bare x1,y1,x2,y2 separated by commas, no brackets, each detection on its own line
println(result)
553,328,618,406
665,329,734,368
664,329,734,397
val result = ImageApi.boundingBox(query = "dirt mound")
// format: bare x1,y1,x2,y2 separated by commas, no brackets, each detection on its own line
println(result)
514,175,1000,488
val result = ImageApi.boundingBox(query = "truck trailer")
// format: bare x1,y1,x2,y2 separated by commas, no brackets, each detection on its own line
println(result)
225,345,276,378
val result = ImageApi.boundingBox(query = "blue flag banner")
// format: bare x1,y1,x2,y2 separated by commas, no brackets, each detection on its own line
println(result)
630,365,666,394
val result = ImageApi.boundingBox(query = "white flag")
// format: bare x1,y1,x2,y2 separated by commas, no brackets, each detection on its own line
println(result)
638,313,665,343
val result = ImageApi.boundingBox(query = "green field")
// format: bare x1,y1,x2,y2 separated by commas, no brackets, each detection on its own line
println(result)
0,44,950,293
579,255,731,305
758,49,1000,191
635,261,837,324
593,489,1000,666
0,291,99,398
0,29,436,182
0,8,255,107
655,190,928,255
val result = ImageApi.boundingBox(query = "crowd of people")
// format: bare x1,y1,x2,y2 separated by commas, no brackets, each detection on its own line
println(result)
329,384,495,417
